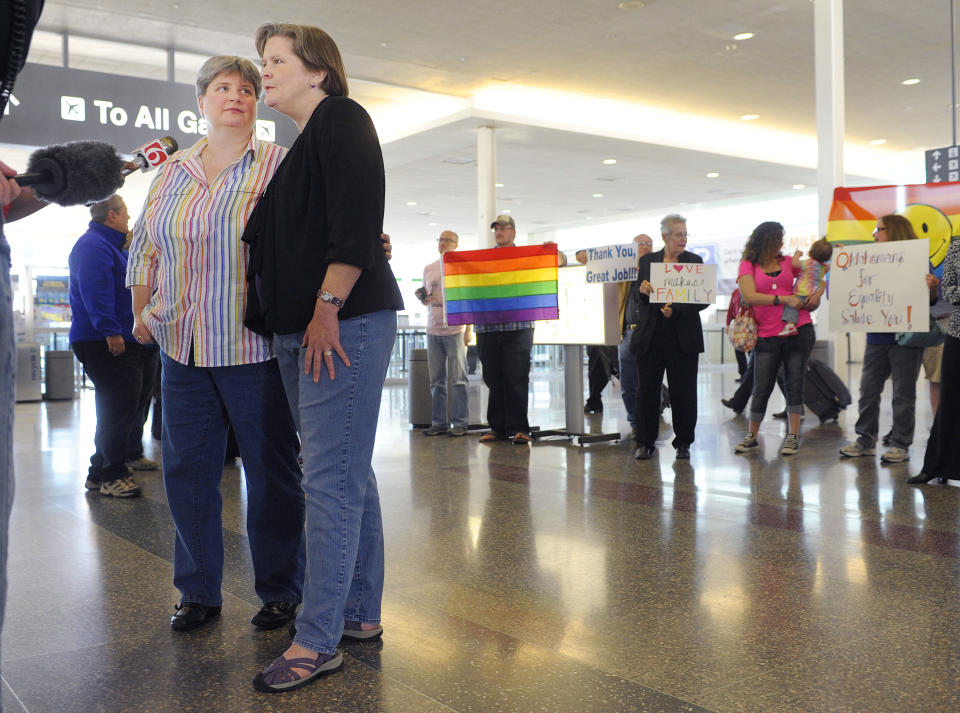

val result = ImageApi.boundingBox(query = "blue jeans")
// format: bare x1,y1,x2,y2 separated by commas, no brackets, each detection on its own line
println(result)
427,332,468,428
750,324,816,421
618,328,638,427
854,342,923,448
0,247,14,679
160,353,304,607
273,310,397,655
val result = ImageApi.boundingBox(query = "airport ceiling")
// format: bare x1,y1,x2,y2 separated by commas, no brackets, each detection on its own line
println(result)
31,0,959,242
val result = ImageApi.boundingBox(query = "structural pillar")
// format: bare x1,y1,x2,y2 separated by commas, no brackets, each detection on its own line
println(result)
477,126,497,249
814,0,846,369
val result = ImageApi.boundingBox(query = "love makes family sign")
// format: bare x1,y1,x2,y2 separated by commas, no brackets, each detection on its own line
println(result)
648,263,717,304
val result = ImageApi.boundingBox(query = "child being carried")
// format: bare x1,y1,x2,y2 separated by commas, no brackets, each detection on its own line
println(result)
779,237,833,337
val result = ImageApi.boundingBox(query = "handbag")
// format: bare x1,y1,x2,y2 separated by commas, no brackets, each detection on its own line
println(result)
896,314,946,348
727,303,758,352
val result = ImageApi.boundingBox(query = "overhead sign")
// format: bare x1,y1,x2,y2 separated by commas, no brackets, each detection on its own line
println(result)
648,262,717,304
582,243,637,283
0,63,298,150
829,240,930,332
926,145,960,183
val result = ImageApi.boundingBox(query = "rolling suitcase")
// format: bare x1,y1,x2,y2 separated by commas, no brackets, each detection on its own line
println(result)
803,358,851,422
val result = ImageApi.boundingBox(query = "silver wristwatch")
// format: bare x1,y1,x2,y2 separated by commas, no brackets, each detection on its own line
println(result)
317,290,345,310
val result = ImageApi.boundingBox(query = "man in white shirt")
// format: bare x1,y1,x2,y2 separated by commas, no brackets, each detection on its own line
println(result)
420,230,472,436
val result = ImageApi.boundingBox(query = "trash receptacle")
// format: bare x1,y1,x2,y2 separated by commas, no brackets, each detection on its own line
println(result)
44,350,76,400
408,348,431,428
15,343,42,402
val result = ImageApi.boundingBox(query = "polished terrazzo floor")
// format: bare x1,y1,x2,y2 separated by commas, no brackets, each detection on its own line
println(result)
2,362,958,713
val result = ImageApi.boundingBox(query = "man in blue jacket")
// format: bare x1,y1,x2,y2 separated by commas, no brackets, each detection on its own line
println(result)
69,195,144,497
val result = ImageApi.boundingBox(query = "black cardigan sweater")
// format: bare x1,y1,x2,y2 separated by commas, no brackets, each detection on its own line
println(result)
243,96,403,335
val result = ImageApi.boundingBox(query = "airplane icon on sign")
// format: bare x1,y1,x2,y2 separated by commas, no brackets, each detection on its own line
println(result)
60,96,85,121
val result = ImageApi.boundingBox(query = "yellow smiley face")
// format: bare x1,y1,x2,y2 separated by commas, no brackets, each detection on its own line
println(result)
900,203,952,267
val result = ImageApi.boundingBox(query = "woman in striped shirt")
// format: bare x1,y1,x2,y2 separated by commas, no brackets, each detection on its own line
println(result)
126,56,306,635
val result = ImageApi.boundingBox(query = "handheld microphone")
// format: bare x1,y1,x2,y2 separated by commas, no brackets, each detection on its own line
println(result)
17,141,126,206
125,136,178,174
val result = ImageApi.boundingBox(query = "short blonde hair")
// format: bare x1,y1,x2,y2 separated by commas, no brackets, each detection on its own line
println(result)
255,23,348,97
196,56,262,99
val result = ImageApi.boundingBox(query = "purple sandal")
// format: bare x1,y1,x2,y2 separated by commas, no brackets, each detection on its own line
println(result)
252,650,343,693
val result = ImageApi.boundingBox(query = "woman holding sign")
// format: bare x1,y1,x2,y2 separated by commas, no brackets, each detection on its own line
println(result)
734,221,822,456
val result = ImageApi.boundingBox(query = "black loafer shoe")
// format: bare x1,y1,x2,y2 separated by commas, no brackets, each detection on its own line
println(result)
251,601,299,630
634,445,655,460
676,445,690,460
170,602,221,631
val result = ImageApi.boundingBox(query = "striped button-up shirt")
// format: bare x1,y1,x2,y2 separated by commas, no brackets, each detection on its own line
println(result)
126,135,286,367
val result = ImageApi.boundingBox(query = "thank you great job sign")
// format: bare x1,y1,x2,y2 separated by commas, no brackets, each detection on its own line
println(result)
648,263,717,304
583,244,639,283
829,240,930,332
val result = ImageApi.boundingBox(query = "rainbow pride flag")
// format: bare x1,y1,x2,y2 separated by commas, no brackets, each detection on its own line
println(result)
826,183,960,268
442,244,559,326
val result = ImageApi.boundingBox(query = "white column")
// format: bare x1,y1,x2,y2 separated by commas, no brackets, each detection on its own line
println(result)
477,126,497,249
815,0,846,369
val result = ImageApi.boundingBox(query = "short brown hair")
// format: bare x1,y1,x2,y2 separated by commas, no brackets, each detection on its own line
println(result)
809,237,833,263
255,23,348,97
196,56,263,99
880,214,918,242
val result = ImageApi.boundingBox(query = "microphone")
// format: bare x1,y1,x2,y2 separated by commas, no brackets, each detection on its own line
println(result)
124,136,179,174
17,141,126,206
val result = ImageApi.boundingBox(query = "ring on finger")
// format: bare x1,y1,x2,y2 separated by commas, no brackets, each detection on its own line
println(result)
323,350,333,356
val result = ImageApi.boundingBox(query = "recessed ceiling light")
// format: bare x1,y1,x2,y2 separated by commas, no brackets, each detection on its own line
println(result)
733,32,754,40
602,158,617,165
380,42,388,48
501,209,511,213
902,78,920,85
869,138,887,146
428,222,438,227
592,193,604,198
706,172,720,178
793,184,805,190
495,182,504,187
585,216,594,220
740,114,759,121
406,201,417,206
618,1,646,9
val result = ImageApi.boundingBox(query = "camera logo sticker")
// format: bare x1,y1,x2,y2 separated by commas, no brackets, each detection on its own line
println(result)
60,96,86,122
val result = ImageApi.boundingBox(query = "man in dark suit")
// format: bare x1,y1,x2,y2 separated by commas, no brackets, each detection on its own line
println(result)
629,214,706,461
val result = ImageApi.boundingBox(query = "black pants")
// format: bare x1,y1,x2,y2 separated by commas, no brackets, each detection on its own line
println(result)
635,345,699,449
477,328,534,436
586,345,619,407
735,348,748,376
72,340,145,483
126,345,159,460
922,334,960,478
727,352,787,412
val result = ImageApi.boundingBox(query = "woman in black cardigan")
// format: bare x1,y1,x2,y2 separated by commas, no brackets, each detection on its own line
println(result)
244,22,403,693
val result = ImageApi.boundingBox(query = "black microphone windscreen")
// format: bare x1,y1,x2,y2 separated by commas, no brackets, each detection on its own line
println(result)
26,141,126,206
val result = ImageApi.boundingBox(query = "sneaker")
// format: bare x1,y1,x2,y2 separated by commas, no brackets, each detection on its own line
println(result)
735,433,759,453
126,457,160,471
423,425,446,436
447,426,468,437
777,322,798,337
584,401,602,414
881,447,909,464
84,477,100,491
721,398,743,415
839,442,875,458
100,477,142,498
781,434,800,455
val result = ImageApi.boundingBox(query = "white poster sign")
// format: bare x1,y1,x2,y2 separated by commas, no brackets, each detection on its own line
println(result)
829,240,930,332
583,244,639,284
648,263,717,304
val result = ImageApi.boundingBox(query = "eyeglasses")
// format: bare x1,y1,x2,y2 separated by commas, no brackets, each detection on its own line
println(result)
437,237,457,243
668,232,688,239
637,242,653,247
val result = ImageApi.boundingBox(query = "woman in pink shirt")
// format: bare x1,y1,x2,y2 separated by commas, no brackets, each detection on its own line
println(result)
734,221,824,456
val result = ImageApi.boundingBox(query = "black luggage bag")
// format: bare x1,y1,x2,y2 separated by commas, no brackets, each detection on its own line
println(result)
803,358,851,423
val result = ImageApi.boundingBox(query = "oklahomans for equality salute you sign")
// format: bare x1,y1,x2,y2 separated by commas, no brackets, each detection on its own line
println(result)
828,240,930,332
582,244,639,283
648,263,717,304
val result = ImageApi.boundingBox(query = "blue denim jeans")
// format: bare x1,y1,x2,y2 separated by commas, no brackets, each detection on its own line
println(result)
618,328,638,427
273,309,397,655
0,246,14,678
750,324,816,421
854,342,923,448
427,332,468,429
160,352,304,607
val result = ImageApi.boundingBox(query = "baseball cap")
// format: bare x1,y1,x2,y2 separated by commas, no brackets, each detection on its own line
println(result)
490,214,516,229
